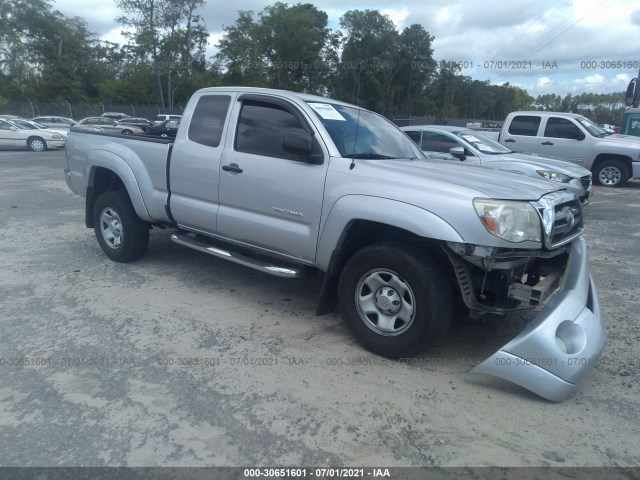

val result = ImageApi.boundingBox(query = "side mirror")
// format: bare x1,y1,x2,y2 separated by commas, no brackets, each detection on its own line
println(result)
574,131,586,141
283,132,321,163
450,146,466,160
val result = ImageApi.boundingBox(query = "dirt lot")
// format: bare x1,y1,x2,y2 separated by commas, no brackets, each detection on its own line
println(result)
0,150,639,468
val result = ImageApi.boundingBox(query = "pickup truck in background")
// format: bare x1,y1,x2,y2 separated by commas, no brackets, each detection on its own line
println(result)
64,86,606,401
489,111,640,187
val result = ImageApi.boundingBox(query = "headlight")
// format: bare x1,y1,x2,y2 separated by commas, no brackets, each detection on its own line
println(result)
473,199,542,243
536,170,571,183
52,135,62,140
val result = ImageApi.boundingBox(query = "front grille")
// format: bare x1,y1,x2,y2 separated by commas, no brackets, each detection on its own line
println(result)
534,192,584,249
580,174,592,191
550,199,583,247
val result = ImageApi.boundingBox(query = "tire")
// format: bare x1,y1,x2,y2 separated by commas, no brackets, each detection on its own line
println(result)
28,137,46,152
93,191,149,262
122,129,133,135
593,159,630,187
338,242,452,358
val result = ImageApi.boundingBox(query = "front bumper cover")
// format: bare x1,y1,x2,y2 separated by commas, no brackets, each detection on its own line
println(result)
470,237,605,401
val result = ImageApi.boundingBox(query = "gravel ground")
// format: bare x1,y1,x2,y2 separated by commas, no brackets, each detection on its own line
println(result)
0,150,638,468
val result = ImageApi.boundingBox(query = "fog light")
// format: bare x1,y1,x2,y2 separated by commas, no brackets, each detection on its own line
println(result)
555,321,586,355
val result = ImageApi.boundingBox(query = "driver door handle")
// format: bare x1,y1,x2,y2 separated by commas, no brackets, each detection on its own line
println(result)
504,138,515,143
222,163,243,173
541,141,554,145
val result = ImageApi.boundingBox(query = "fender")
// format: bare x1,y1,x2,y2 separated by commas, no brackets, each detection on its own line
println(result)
86,150,152,222
315,195,464,271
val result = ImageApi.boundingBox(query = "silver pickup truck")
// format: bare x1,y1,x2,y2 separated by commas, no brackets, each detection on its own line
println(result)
64,86,605,401
488,111,640,187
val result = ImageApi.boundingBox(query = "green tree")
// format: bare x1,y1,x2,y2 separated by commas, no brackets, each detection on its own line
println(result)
216,10,267,86
335,9,400,113
115,0,208,107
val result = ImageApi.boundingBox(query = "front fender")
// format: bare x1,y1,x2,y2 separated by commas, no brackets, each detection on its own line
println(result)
86,150,151,222
315,195,464,271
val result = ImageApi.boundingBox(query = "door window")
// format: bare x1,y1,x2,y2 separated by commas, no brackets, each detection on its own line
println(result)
423,131,460,153
404,130,421,145
235,101,318,161
544,117,583,139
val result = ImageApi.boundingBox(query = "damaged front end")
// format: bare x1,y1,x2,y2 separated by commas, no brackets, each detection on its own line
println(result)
445,192,606,401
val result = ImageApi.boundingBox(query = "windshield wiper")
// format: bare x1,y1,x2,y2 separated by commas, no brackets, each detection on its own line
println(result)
346,153,395,159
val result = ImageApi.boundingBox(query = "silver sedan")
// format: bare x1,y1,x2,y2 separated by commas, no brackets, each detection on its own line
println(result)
402,125,593,205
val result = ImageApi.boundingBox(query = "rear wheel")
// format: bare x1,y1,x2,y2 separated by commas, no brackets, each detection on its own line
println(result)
93,191,149,262
122,129,133,135
593,159,630,187
338,242,452,358
28,137,46,152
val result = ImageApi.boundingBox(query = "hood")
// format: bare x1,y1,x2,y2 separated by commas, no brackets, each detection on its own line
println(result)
361,158,564,201
600,134,640,146
490,152,590,176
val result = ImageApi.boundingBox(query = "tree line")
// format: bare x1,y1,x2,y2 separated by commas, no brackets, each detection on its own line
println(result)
0,0,627,123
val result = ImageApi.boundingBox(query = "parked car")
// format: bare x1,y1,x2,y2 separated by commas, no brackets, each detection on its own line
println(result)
101,112,130,120
401,125,593,205
155,114,182,123
0,118,65,151
11,118,69,137
64,86,605,401
145,119,179,137
116,117,155,129
31,116,78,130
76,117,145,135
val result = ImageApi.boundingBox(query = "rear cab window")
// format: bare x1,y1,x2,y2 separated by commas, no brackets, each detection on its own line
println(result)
188,95,231,147
508,115,541,136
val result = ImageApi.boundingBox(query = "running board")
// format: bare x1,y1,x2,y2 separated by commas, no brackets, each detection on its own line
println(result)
170,233,305,278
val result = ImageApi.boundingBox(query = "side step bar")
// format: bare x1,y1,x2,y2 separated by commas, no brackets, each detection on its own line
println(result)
170,233,305,278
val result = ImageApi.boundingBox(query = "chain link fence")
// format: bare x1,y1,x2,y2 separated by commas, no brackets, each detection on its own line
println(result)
0,101,184,120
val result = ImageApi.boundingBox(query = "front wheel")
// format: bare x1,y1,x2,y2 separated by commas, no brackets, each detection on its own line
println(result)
593,159,630,187
338,242,452,358
93,191,149,262
28,137,46,152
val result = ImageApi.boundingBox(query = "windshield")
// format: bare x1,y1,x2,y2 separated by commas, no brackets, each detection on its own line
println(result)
307,102,423,159
454,130,512,154
575,115,608,137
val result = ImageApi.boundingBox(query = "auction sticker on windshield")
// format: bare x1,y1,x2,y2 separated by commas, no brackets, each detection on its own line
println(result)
460,134,481,143
308,103,346,121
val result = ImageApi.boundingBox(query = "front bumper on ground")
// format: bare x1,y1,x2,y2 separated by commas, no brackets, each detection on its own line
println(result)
470,237,605,402
46,140,66,149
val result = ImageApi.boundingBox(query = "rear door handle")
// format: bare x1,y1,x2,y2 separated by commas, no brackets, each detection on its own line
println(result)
222,163,243,173
504,138,515,143
541,141,554,145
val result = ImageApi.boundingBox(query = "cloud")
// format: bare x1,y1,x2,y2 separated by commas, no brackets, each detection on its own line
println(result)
537,77,554,88
380,7,410,28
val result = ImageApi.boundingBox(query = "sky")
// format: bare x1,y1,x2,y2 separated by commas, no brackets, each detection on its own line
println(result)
52,0,640,98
